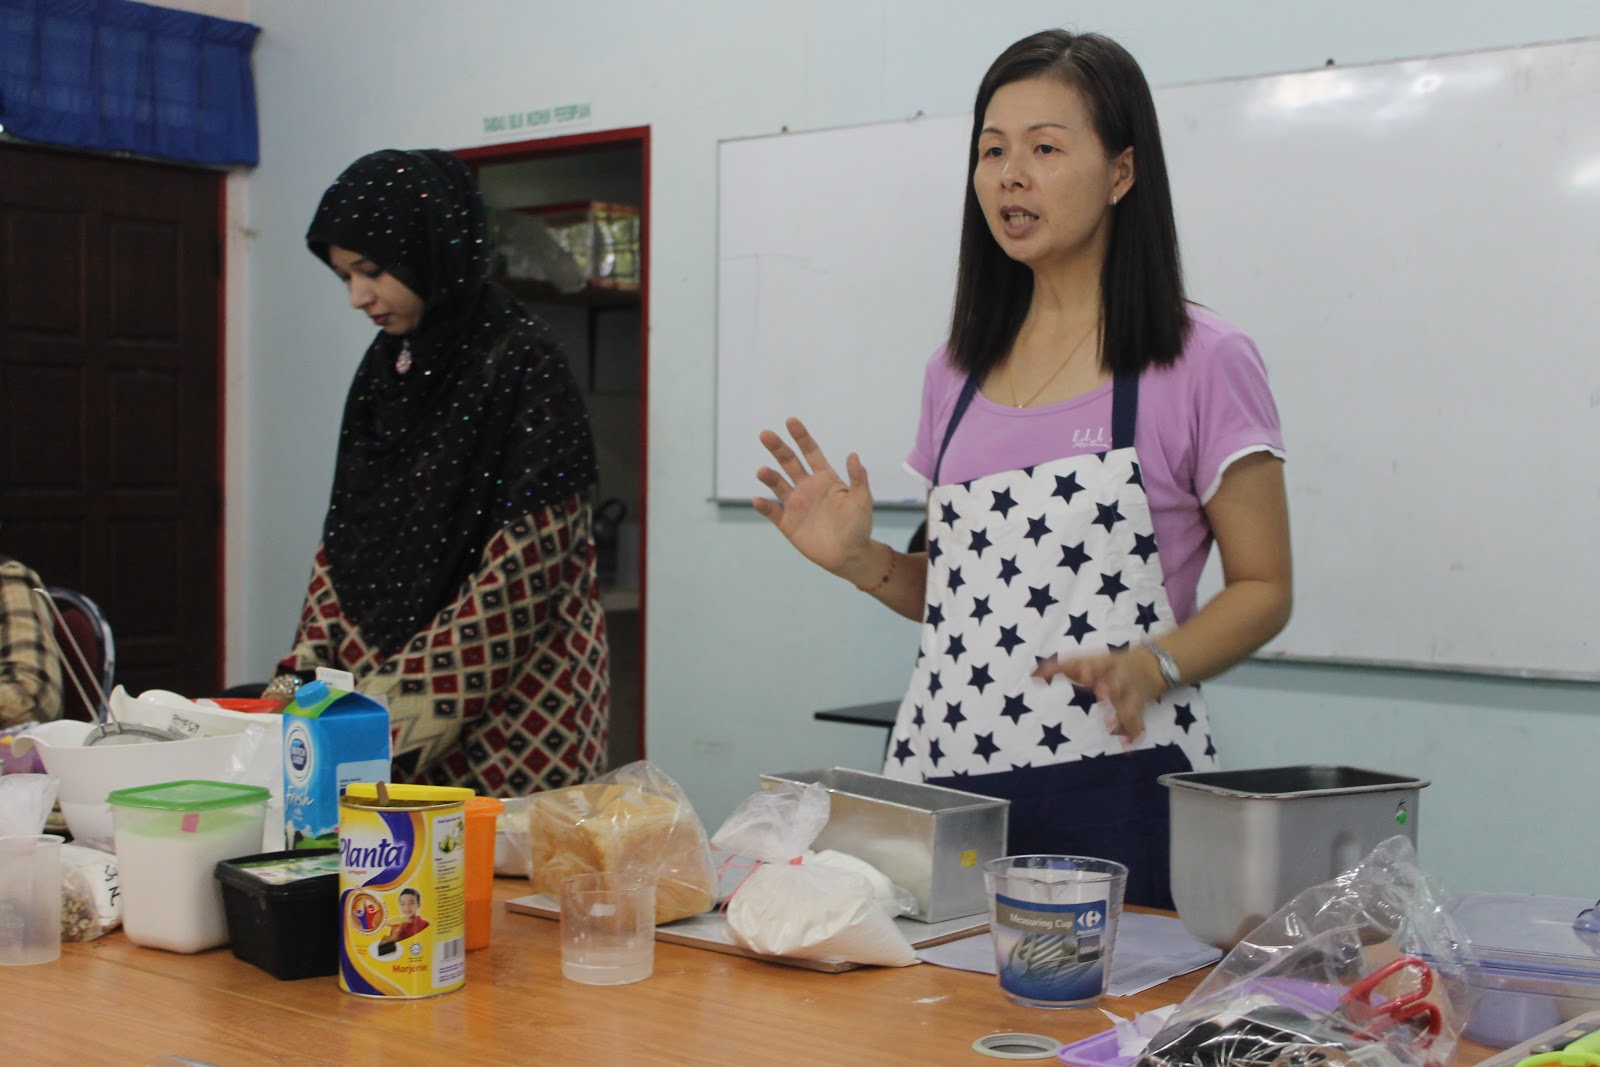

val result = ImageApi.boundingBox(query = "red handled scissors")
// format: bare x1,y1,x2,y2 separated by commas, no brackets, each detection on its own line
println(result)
1339,955,1443,1048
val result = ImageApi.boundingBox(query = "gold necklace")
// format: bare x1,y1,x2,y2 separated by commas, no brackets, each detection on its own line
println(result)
1007,316,1102,408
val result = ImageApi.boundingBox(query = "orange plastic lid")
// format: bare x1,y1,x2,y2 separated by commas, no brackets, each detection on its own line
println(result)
465,796,505,817
210,698,281,714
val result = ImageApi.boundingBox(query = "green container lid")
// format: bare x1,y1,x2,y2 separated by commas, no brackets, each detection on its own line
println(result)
107,779,271,812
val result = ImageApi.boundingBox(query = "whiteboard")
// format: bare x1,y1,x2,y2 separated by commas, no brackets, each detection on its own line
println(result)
715,38,1600,678
716,112,969,506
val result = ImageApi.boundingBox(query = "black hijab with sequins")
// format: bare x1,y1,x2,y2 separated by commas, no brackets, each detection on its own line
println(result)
306,149,597,657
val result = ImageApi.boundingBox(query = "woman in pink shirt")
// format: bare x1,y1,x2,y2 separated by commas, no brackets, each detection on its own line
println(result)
755,30,1292,908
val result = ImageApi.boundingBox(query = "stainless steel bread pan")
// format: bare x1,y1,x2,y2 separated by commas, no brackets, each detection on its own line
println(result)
759,767,1008,923
1161,764,1428,949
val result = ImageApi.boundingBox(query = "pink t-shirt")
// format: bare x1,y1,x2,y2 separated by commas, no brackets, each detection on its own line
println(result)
905,305,1284,623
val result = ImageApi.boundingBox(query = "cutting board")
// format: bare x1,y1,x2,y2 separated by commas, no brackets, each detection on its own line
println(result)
506,893,987,974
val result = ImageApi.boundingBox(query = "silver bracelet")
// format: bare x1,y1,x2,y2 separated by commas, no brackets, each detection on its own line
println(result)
1145,640,1182,690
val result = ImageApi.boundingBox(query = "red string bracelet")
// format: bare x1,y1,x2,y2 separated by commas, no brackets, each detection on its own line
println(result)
856,545,897,595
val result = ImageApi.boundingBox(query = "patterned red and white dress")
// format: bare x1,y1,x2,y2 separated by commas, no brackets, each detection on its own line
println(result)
277,494,609,795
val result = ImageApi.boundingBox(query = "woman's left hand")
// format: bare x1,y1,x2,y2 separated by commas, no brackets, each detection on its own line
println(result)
1033,648,1165,741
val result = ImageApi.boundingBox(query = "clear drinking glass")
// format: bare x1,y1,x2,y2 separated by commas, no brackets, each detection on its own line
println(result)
559,869,656,985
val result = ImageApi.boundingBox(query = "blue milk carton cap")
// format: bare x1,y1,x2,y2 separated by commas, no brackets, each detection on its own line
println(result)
294,680,330,708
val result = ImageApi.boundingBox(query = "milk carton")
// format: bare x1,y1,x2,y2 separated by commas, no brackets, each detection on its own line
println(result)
283,679,390,850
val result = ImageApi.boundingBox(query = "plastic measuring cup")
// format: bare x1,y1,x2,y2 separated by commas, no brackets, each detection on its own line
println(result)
0,834,64,965
984,854,1127,1008
463,796,504,951
559,869,656,985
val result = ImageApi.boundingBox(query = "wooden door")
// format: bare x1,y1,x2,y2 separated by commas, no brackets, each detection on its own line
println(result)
0,143,222,698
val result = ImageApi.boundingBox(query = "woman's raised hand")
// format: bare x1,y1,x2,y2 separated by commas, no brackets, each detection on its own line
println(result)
753,417,875,579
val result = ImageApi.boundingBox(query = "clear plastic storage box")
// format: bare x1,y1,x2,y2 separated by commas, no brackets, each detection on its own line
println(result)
1449,892,1600,1048
108,779,271,953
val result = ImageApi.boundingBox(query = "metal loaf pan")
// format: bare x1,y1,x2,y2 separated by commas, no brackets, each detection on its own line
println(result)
759,768,1008,923
1160,764,1428,949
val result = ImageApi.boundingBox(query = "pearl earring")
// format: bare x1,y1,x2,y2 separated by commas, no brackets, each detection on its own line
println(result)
1110,195,1119,206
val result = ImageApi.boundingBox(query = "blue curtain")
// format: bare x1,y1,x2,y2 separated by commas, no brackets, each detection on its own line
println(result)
0,0,260,166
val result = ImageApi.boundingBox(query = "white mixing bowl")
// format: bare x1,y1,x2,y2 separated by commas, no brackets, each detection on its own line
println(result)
111,687,287,851
13,728,260,851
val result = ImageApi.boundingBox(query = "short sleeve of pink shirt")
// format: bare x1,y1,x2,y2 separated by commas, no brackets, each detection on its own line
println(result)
904,305,1284,623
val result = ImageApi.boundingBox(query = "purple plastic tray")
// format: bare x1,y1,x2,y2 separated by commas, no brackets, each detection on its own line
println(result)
1057,1029,1128,1067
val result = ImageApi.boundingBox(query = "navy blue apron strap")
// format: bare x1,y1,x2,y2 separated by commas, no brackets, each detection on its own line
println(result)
932,374,982,487
1111,371,1139,451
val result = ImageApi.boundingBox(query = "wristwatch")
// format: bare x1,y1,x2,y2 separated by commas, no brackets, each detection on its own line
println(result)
1145,640,1182,690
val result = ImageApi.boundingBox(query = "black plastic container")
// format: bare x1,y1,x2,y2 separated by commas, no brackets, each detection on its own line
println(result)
215,848,340,980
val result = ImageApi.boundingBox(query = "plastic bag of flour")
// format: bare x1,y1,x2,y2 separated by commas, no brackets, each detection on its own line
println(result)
712,782,917,967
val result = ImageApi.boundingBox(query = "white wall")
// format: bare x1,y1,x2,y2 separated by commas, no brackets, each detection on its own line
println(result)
148,0,247,17
149,0,256,692
233,0,1600,898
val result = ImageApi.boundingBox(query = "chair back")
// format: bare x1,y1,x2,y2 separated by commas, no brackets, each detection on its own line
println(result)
43,587,115,723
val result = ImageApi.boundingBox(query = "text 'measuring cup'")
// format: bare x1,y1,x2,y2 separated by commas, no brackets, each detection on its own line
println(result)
983,854,1127,1009
0,833,64,966
559,869,655,986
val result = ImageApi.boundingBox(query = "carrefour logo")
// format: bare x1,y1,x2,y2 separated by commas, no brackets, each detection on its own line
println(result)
285,722,314,785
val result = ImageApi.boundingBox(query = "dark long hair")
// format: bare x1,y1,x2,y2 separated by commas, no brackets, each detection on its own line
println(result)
947,30,1187,378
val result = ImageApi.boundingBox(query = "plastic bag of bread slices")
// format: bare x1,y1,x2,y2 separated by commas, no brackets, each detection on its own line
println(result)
515,760,716,924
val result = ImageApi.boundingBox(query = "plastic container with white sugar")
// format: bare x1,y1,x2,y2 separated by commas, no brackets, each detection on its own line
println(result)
109,780,271,954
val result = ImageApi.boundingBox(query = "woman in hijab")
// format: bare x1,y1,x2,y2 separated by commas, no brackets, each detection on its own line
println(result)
267,148,609,796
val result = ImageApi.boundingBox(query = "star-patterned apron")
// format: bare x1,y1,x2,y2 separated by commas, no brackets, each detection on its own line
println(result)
882,371,1219,908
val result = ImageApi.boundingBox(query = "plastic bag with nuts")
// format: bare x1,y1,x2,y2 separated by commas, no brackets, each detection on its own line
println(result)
60,843,120,942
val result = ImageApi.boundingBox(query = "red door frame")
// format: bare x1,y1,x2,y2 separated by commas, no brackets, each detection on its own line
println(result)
456,127,651,760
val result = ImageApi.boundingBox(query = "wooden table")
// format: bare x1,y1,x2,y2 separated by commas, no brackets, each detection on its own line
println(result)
6,879,1497,1066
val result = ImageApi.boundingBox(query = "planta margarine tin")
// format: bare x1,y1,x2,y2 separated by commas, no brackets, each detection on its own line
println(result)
339,783,472,998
